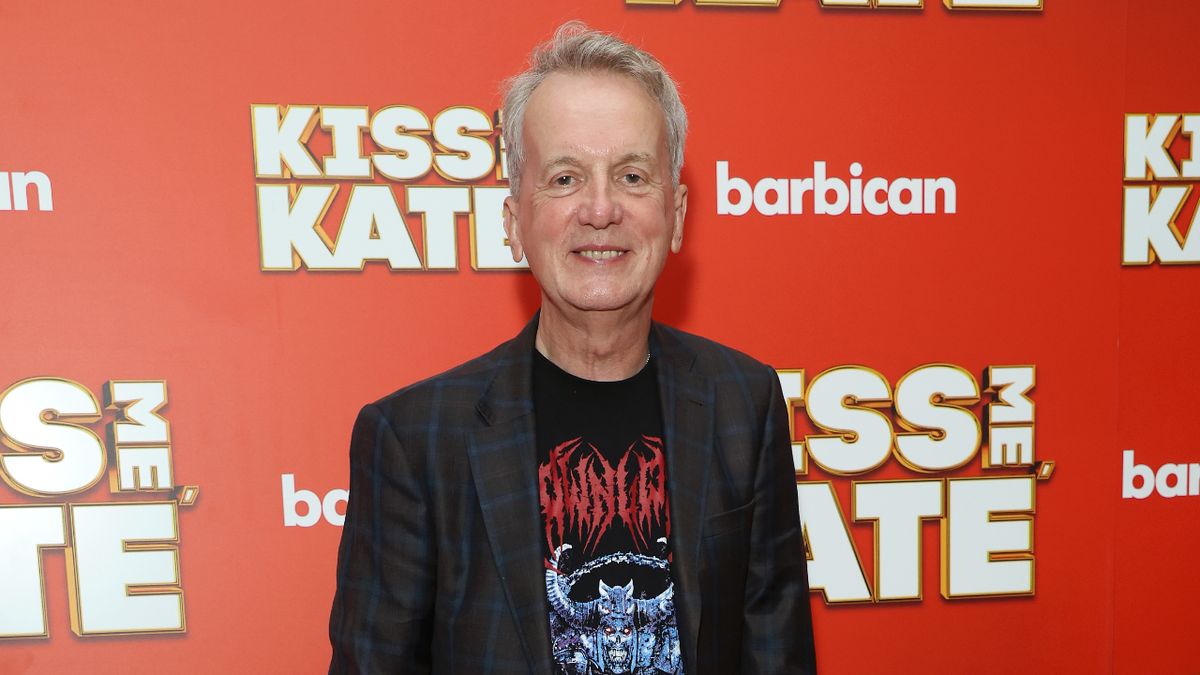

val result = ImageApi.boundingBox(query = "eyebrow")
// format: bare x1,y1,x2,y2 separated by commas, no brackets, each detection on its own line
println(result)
542,156,584,172
616,152,654,166
541,152,657,172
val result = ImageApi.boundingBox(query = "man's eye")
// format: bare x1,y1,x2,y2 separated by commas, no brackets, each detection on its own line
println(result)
622,173,644,185
554,175,576,187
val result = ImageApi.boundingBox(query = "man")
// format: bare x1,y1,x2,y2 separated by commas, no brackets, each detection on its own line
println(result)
329,22,816,675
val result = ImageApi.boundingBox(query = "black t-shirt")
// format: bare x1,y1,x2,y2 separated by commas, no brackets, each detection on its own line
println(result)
533,349,684,675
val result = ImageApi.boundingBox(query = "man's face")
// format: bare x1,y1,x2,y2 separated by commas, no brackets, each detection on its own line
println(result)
503,71,687,317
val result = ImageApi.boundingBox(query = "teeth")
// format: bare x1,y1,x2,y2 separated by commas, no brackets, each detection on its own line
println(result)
578,250,623,260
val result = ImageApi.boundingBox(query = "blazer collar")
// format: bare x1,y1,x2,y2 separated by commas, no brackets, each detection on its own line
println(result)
474,314,539,427
475,315,701,424
470,313,713,675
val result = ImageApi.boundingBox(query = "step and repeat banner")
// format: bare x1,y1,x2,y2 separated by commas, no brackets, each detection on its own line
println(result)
2,0,1197,673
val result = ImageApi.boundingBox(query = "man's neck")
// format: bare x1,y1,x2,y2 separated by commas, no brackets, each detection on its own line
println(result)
535,300,653,382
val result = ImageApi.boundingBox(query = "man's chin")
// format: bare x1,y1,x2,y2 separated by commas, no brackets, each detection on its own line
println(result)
559,294,647,316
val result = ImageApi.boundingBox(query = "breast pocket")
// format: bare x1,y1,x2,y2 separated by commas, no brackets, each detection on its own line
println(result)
697,498,756,672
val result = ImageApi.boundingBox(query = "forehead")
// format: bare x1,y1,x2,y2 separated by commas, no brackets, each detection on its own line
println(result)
522,70,666,160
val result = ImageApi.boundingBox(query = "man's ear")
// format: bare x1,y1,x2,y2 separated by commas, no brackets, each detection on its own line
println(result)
503,195,524,262
670,183,687,254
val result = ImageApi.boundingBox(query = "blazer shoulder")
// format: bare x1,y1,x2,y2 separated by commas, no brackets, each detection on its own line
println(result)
364,338,512,426
657,323,775,381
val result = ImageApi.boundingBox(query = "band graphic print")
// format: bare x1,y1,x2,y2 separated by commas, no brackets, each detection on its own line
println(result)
539,435,683,674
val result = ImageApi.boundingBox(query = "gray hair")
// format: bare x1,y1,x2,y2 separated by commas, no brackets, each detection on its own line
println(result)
501,21,688,196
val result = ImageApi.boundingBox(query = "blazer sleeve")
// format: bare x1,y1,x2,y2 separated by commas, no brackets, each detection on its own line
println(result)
741,365,818,674
329,403,436,674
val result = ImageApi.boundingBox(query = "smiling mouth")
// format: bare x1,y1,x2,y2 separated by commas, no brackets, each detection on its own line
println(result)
575,249,626,261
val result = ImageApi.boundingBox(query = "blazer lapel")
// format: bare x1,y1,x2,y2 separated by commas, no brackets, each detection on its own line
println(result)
467,316,554,675
651,322,715,675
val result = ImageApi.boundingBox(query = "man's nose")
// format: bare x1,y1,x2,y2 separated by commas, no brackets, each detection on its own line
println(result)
577,177,622,229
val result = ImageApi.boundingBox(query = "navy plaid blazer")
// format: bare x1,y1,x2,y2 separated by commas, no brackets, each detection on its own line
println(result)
329,316,817,674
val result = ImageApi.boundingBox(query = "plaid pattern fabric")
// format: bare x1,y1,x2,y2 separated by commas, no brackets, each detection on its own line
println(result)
329,316,817,674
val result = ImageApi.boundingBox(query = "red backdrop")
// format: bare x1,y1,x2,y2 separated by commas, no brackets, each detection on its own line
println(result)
1,1,1197,673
